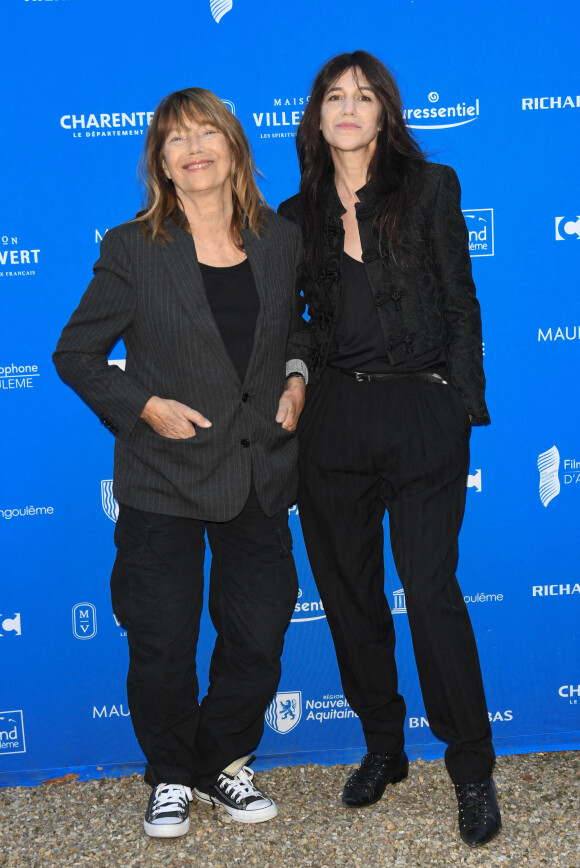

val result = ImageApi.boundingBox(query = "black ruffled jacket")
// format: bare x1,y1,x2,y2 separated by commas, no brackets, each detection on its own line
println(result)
278,162,490,425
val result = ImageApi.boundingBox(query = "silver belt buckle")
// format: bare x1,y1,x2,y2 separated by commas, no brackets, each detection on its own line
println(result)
354,371,367,382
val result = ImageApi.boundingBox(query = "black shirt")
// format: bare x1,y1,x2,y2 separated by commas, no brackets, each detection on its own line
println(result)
199,258,260,382
329,252,446,374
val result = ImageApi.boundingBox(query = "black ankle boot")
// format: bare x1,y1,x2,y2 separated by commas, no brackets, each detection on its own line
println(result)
342,751,409,807
455,776,502,847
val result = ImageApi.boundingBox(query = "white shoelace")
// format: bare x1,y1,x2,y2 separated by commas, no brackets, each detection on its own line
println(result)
220,766,262,802
151,783,192,820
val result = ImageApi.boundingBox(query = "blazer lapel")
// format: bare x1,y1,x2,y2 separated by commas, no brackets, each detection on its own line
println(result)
242,226,269,381
162,221,239,379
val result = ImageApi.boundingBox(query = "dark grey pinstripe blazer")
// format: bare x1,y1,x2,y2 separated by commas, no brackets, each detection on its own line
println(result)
53,213,310,521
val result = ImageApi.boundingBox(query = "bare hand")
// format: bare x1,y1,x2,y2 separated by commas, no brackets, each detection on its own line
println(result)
140,396,212,439
275,377,306,431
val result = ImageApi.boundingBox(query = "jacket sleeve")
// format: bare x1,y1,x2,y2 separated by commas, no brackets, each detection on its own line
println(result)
430,166,490,425
280,211,311,376
52,228,153,441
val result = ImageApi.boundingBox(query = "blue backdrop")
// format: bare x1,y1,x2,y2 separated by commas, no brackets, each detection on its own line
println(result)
1,0,579,786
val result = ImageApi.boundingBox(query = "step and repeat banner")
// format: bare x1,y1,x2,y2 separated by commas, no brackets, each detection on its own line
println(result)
1,1,579,785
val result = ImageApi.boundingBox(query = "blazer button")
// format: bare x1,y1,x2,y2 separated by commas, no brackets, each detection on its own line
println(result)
240,438,250,448
242,392,250,402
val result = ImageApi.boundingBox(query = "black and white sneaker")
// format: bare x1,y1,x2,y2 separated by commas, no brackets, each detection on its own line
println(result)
194,756,277,823
143,783,193,838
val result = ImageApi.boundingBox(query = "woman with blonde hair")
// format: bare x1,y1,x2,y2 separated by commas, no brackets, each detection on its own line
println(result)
54,87,309,837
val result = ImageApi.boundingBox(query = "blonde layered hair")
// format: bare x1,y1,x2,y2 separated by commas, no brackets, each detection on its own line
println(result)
137,88,266,244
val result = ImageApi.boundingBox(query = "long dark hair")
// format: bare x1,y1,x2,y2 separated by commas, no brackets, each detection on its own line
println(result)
297,51,426,267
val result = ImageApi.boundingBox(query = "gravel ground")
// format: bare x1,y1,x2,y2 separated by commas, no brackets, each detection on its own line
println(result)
1,752,578,867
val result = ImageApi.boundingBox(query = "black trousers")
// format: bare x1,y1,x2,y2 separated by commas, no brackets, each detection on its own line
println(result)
110,485,298,790
297,367,495,784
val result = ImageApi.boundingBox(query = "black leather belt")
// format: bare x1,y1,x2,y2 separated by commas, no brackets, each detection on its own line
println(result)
338,369,449,385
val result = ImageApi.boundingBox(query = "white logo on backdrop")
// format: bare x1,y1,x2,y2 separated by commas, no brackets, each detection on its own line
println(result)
252,96,308,140
533,583,580,597
467,469,482,493
0,363,40,391
292,588,326,623
464,591,504,604
522,96,580,111
0,711,26,755
93,704,131,719
0,505,54,520
555,216,580,240
101,480,119,522
1,235,40,278
72,603,97,640
558,685,579,703
391,589,407,615
538,327,579,342
409,710,512,728
463,210,494,256
538,446,560,507
0,614,21,637
403,92,480,129
59,112,154,140
265,691,302,734
210,0,232,23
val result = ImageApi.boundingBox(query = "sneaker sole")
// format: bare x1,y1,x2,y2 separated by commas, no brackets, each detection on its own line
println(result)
194,789,278,823
143,817,190,838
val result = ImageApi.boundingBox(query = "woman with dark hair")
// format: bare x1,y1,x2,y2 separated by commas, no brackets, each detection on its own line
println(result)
54,87,309,837
279,51,501,848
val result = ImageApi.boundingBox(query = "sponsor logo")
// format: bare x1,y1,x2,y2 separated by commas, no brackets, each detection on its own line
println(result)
101,480,119,522
555,216,580,241
252,96,309,141
533,583,580,597
522,96,580,111
1,235,40,278
0,363,40,391
463,209,494,256
210,0,232,23
292,587,326,623
92,704,131,719
0,711,26,755
59,111,154,140
538,327,579,342
304,693,358,724
265,691,302,734
112,613,127,637
409,710,512,728
463,592,503,604
0,614,22,636
0,505,54,520
538,446,560,506
392,589,407,615
266,691,358,730
538,450,580,502
403,91,480,129
395,586,503,608
72,603,97,639
467,469,482,493
558,685,579,704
